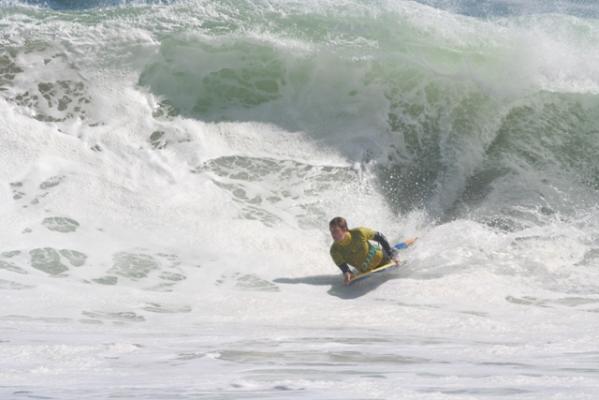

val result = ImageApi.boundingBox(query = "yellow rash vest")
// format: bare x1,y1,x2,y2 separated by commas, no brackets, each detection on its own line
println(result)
330,227,386,273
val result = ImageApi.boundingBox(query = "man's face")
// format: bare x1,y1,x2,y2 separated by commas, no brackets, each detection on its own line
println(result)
330,225,347,242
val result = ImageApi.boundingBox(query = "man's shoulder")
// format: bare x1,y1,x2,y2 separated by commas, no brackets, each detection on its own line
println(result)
330,242,340,253
352,227,375,237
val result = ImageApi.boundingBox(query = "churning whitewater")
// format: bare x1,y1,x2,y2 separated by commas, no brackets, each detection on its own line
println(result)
1,0,599,398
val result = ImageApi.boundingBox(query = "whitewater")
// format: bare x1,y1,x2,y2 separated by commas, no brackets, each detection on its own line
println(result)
1,0,599,398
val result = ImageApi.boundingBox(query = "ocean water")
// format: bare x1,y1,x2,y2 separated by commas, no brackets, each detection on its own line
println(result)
1,0,599,398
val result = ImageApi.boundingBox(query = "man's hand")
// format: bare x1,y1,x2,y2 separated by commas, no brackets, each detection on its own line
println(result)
391,249,400,265
343,271,353,285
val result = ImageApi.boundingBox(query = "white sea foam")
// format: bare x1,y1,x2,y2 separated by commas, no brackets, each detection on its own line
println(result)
1,1,599,399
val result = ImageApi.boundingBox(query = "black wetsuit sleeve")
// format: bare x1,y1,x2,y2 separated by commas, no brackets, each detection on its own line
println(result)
373,232,395,259
337,263,351,274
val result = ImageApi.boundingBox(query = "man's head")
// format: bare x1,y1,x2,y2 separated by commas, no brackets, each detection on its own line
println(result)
329,217,349,242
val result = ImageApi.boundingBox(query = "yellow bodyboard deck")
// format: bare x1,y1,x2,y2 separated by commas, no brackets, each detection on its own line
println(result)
345,238,416,285
348,261,399,285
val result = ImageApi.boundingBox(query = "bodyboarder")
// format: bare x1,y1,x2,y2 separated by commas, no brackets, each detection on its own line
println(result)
329,216,414,285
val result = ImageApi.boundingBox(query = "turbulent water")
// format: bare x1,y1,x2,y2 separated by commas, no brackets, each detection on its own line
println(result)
1,0,599,398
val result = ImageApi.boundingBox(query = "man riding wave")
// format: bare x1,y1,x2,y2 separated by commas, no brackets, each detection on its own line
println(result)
329,216,414,285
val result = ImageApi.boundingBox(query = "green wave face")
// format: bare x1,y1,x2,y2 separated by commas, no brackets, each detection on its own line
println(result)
133,1,599,218
4,0,599,221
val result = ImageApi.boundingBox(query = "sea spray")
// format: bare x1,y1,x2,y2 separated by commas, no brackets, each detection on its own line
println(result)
1,1,599,399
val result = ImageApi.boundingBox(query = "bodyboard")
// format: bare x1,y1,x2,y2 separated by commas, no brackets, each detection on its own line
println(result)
347,239,415,285
347,261,399,284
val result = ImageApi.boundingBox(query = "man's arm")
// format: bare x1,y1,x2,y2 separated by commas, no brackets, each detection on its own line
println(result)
337,263,351,274
338,263,353,284
359,227,396,260
331,248,353,284
373,232,397,260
